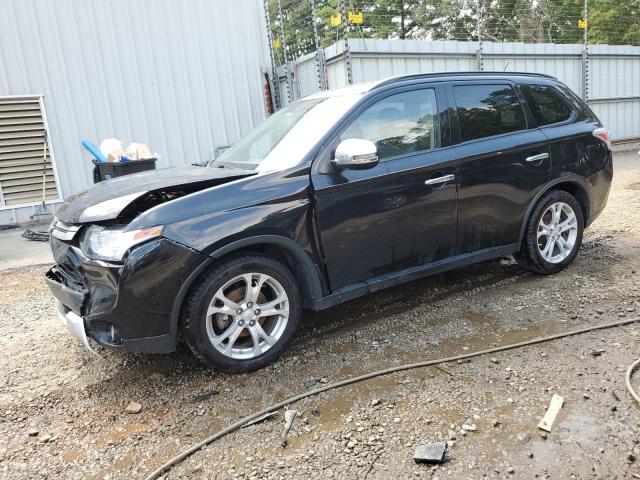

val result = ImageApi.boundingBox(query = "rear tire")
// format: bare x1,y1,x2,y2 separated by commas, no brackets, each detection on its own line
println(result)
515,190,584,274
182,254,301,373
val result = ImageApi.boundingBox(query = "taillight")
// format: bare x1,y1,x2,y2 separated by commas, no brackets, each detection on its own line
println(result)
592,128,611,149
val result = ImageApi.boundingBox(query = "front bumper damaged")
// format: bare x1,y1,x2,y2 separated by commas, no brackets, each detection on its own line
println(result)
45,236,208,354
55,301,99,355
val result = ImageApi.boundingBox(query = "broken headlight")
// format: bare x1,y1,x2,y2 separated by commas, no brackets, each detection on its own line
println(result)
79,224,163,261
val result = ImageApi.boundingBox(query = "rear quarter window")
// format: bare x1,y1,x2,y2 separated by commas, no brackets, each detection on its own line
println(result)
453,84,527,142
519,84,574,126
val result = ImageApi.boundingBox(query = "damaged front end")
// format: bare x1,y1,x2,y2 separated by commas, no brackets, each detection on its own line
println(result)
45,165,253,353
55,164,255,224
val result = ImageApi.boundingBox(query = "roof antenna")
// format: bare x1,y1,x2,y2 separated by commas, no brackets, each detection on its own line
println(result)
503,62,510,71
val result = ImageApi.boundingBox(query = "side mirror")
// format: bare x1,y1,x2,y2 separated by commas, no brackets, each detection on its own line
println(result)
330,138,379,170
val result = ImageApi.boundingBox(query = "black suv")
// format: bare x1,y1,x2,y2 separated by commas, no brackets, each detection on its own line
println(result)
46,72,613,372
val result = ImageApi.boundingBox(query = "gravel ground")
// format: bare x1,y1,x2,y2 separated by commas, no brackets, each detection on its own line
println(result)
1,151,639,480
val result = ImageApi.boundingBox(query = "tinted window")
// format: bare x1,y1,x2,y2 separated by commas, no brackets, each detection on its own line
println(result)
454,84,527,142
341,89,440,161
520,84,574,126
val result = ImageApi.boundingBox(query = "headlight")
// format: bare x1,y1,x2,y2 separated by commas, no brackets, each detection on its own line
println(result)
79,224,163,261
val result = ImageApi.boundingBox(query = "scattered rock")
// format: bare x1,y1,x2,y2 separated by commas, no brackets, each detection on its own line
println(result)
413,442,447,464
461,424,477,432
125,401,142,414
516,431,531,444
27,428,39,437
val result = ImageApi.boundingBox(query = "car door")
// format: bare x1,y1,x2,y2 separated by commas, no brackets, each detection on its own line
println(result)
450,82,551,255
311,86,457,291
518,82,607,178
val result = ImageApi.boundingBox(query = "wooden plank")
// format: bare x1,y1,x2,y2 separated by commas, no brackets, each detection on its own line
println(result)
537,394,564,432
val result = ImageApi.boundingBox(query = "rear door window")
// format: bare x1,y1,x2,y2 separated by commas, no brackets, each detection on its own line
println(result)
453,84,527,142
520,84,574,126
340,89,440,161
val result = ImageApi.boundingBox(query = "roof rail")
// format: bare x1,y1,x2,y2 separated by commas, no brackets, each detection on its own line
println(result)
371,71,557,90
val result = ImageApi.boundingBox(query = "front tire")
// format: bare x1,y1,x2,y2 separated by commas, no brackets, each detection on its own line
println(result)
182,254,301,373
516,190,584,274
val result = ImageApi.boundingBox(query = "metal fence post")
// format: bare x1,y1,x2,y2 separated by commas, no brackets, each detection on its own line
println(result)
340,0,353,85
311,0,326,90
581,0,590,100
277,0,292,103
476,0,484,71
263,0,281,110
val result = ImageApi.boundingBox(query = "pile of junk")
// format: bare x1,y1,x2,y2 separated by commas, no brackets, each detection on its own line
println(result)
82,137,158,183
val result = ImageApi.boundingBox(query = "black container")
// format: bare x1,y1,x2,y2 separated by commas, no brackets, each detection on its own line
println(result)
93,158,157,183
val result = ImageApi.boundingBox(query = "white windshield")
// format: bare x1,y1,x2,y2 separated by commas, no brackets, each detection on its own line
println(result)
211,93,363,172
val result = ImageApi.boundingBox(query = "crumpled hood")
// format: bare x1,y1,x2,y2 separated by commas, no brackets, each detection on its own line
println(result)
55,165,255,224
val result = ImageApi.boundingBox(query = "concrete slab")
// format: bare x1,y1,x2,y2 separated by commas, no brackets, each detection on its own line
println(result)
0,227,53,271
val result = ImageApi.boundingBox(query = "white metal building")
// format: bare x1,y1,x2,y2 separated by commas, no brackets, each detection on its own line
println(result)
0,0,271,225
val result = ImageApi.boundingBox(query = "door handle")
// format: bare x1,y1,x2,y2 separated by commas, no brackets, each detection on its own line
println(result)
425,174,455,185
525,153,549,162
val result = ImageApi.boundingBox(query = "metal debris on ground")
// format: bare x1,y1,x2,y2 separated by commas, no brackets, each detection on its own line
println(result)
281,409,298,447
537,394,564,432
191,389,220,403
241,411,278,429
413,442,447,463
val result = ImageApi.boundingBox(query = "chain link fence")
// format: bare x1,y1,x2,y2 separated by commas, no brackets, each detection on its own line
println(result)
265,0,640,104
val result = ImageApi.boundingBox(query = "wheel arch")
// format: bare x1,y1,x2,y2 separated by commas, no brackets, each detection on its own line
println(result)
518,178,590,245
169,235,325,339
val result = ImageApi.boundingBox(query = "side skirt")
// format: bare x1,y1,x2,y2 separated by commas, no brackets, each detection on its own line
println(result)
309,243,519,311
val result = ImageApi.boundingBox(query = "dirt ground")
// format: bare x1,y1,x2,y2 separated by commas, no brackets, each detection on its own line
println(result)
1,151,639,480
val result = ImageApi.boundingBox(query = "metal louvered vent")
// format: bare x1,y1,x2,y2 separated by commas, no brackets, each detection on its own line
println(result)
0,97,60,207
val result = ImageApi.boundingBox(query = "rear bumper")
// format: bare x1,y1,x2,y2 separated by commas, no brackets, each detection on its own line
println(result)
45,236,208,353
586,149,613,227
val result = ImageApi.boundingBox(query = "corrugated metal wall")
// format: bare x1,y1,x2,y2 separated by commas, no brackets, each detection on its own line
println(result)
0,0,270,225
296,39,640,143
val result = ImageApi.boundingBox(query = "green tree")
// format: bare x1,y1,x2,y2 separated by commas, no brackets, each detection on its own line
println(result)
267,0,640,66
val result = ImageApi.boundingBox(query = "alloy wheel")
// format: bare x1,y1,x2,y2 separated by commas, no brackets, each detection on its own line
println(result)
537,201,578,264
205,273,289,359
